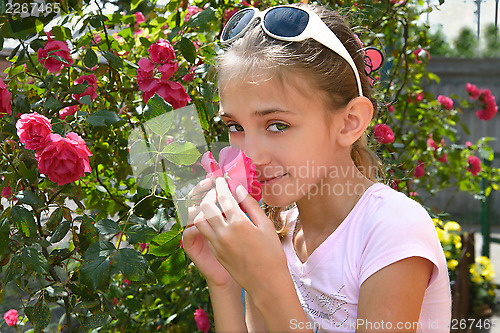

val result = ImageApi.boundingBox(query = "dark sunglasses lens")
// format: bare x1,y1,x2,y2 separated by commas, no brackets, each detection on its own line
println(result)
222,9,256,41
263,7,309,38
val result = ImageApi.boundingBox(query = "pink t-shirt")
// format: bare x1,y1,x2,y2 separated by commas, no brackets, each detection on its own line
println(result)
282,183,451,332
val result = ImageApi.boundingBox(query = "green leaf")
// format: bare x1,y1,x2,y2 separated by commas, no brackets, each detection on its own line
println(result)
102,50,123,69
82,241,115,261
143,93,173,122
84,48,98,68
0,214,10,256
78,215,99,253
80,256,111,291
150,208,172,232
131,0,144,10
15,191,44,208
139,37,151,48
86,110,122,126
25,300,51,333
186,7,216,28
35,19,44,34
95,219,120,235
153,249,186,284
178,37,197,63
82,310,110,330
79,95,92,105
50,220,70,243
44,97,62,110
69,83,88,94
161,141,201,165
149,230,182,256
30,39,44,52
5,254,23,282
21,245,49,275
10,206,38,238
125,224,157,243
114,248,147,281
46,207,63,231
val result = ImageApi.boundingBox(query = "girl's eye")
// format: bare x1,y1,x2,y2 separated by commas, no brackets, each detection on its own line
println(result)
226,123,244,132
267,123,289,132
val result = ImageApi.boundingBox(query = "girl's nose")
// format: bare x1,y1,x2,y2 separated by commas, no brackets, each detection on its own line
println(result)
242,136,271,166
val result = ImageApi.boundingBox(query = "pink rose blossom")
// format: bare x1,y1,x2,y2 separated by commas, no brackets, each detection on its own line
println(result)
16,112,52,151
72,74,98,102
1,184,11,198
149,39,175,64
414,161,425,178
158,62,179,81
466,83,481,99
194,307,210,333
37,36,73,73
59,105,79,120
136,57,156,91
467,155,481,176
134,12,145,24
437,95,453,110
142,80,190,109
465,141,472,148
387,104,395,113
373,124,395,144
123,279,131,286
201,146,262,202
0,78,12,118
36,132,92,185
184,6,202,22
475,88,498,121
4,309,18,327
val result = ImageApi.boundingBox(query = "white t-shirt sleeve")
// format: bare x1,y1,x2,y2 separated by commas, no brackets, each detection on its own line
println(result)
358,191,444,286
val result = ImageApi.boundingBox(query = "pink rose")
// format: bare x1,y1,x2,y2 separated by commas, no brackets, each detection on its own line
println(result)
137,57,156,91
149,39,175,64
467,155,481,176
437,95,453,110
72,74,98,102
0,78,12,118
475,89,498,121
36,132,92,185
408,91,424,103
184,6,202,22
16,112,52,151
142,80,191,109
373,124,394,144
194,307,210,333
134,12,145,24
37,37,73,73
158,61,179,81
438,153,448,163
59,105,79,120
413,48,430,64
201,146,262,202
466,83,481,99
1,184,11,198
465,141,472,148
4,309,18,327
414,161,425,178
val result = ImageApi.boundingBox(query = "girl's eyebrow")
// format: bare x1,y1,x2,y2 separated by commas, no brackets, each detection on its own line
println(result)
219,109,293,118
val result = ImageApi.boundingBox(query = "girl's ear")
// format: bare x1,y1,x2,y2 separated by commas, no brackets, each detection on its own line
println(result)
336,96,373,147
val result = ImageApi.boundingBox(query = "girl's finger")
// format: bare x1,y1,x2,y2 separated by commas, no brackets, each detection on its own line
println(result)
193,210,217,242
235,185,272,230
199,188,227,230
215,177,240,219
187,178,213,204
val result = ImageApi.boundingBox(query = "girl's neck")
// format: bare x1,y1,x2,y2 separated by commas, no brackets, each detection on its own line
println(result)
295,162,374,236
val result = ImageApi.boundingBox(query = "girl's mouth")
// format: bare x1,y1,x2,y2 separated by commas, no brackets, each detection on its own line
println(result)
259,173,288,185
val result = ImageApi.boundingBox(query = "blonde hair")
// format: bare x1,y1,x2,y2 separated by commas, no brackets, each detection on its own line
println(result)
216,3,381,238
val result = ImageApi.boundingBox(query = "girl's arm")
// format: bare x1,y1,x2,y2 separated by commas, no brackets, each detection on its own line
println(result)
208,280,247,332
356,256,433,333
245,290,267,332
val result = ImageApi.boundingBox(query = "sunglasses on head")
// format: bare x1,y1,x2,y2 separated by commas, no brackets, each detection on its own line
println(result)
221,5,364,97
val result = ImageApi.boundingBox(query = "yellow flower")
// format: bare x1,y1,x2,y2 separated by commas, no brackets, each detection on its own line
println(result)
432,218,443,227
455,242,462,249
477,256,490,267
444,251,451,259
488,289,496,296
444,221,461,233
436,228,450,243
447,259,458,270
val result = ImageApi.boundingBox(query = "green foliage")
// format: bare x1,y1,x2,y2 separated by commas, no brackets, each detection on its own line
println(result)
0,0,499,330
454,27,479,58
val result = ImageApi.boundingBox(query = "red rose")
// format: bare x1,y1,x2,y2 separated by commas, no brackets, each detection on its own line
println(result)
467,155,481,176
4,309,18,327
36,132,92,185
72,74,98,102
16,112,52,151
59,105,79,120
373,123,395,144
0,78,12,118
201,146,262,202
158,61,179,81
437,95,453,110
136,57,156,92
37,37,73,73
142,80,191,109
414,161,425,178
194,307,210,333
149,39,175,64
1,184,11,198
413,48,430,64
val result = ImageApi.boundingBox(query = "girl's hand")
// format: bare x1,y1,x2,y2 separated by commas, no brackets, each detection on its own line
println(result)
182,178,234,288
194,177,289,297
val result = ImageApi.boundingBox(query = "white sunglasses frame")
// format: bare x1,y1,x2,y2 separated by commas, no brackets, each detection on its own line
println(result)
220,6,364,97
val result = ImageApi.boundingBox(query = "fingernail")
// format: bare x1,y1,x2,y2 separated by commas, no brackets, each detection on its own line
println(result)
236,185,248,203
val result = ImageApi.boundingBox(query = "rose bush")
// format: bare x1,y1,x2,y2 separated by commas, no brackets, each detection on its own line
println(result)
0,0,498,330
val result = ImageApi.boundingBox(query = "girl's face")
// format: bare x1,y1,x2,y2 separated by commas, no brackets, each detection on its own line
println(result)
219,75,349,207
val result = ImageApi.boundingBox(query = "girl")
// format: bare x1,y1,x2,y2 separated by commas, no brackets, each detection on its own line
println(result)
182,3,451,332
